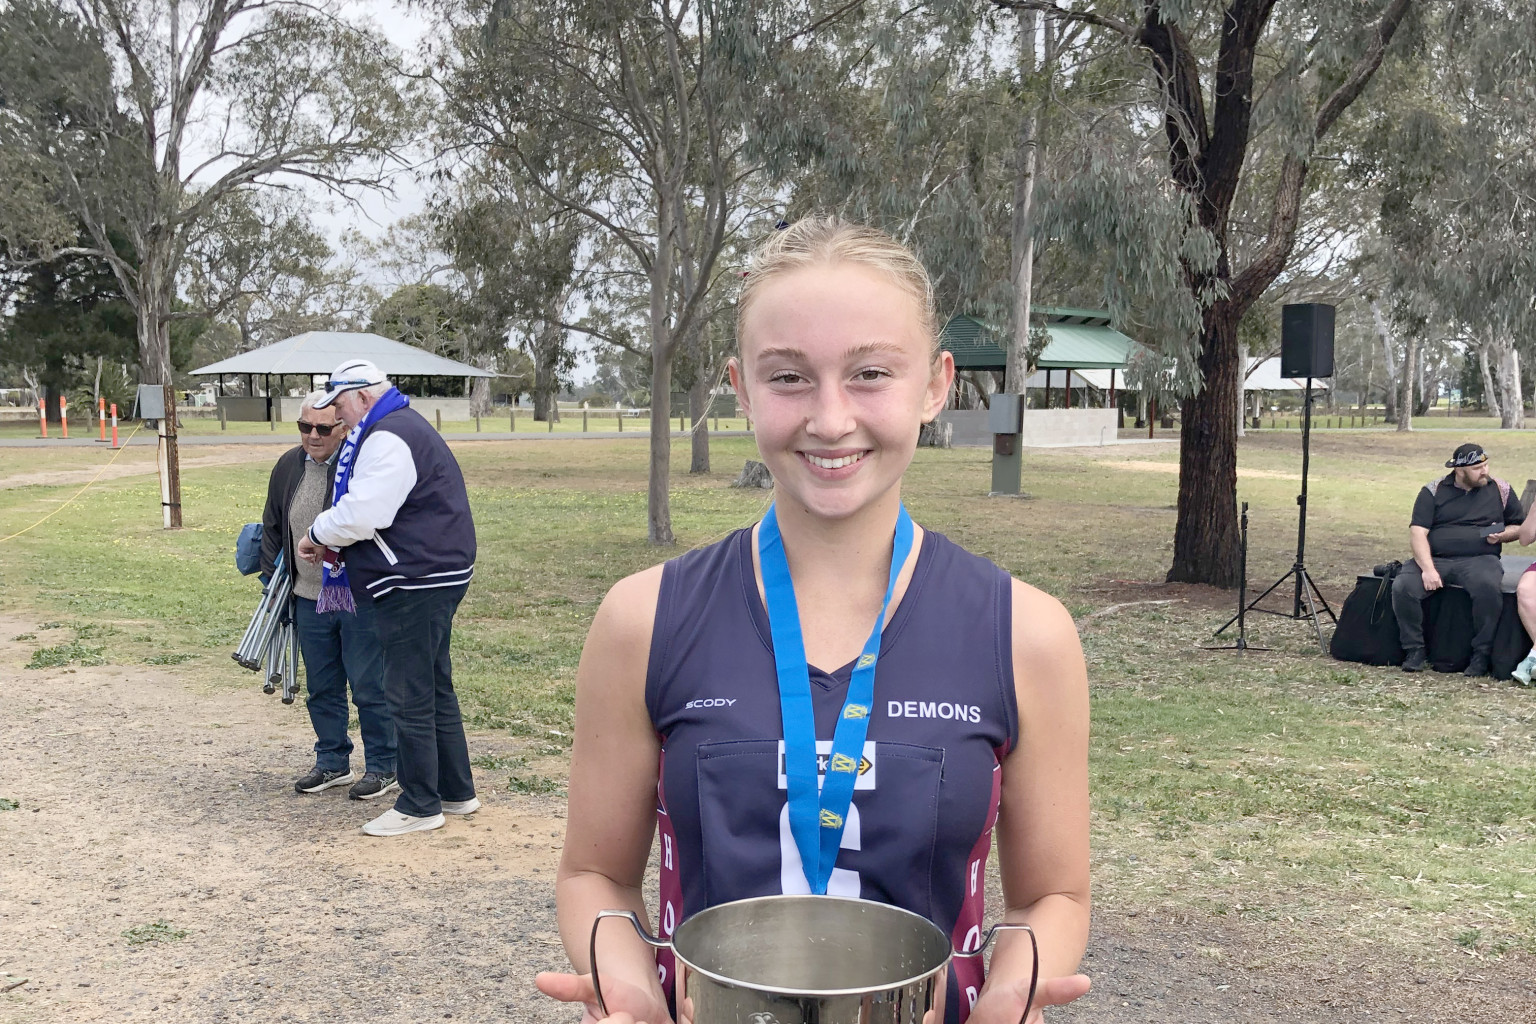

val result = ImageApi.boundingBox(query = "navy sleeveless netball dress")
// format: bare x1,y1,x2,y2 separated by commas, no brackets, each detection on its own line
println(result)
645,525,1020,1023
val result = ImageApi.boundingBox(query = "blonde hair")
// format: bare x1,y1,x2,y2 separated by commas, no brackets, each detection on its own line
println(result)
736,218,939,358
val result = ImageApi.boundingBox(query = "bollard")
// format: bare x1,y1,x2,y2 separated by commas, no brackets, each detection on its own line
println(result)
714,414,719,431
38,397,47,438
679,412,685,431
436,408,443,431
548,412,553,432
219,403,227,430
59,395,68,438
110,403,119,448
583,408,588,432
97,397,107,442
617,410,623,432
510,408,516,431
475,411,481,432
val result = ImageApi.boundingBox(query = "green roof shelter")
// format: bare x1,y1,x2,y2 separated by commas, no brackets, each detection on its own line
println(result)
940,309,1137,409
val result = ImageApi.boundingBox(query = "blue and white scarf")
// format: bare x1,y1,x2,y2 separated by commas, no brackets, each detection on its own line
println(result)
316,387,410,614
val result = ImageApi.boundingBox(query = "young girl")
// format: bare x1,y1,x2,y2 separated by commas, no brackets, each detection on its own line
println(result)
536,219,1091,1024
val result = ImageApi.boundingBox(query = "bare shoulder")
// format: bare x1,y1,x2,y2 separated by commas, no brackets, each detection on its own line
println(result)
1008,577,1080,649
589,568,663,641
1007,577,1087,707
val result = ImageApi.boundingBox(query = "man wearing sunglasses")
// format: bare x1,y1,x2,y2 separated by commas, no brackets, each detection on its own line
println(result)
260,391,397,800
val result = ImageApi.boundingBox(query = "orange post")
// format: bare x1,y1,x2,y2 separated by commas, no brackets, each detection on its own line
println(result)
110,403,119,448
97,397,107,441
59,395,68,438
38,398,47,438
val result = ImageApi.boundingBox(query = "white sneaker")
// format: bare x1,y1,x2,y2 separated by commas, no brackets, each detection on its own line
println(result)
1514,652,1536,685
442,797,481,815
361,809,445,837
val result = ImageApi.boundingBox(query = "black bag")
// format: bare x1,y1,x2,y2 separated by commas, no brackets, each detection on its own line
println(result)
1330,573,1404,666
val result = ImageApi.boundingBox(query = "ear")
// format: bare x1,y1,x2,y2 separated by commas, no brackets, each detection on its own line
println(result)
921,350,955,424
728,356,751,421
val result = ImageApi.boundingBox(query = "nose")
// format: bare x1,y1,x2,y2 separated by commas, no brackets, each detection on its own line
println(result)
805,380,857,442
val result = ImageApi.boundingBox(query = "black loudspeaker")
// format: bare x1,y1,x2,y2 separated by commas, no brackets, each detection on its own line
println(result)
1280,303,1335,379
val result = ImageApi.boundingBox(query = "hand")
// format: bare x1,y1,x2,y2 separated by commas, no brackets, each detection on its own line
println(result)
967,973,1092,1024
1422,567,1443,591
534,970,673,1024
1489,529,1514,544
297,534,325,565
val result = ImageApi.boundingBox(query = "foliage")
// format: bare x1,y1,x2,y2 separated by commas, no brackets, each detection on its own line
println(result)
371,283,465,358
0,0,418,384
122,920,187,946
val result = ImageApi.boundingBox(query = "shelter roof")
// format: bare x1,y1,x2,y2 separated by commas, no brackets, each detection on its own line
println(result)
941,313,1136,371
1244,356,1330,391
190,332,495,378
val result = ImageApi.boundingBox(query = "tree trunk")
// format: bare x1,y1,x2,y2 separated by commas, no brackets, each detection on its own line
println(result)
470,353,495,416
689,372,710,474
1397,335,1417,432
1371,300,1398,423
1415,349,1432,416
1236,342,1247,438
1168,304,1241,587
1480,342,1501,419
1005,10,1039,396
137,244,174,385
648,195,677,546
1495,338,1524,429
532,322,562,422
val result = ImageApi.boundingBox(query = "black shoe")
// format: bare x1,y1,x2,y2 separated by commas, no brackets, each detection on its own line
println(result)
294,767,356,794
1401,648,1427,672
1464,653,1491,678
349,771,400,801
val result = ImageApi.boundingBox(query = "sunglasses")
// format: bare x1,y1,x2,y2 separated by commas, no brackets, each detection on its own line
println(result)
297,421,338,436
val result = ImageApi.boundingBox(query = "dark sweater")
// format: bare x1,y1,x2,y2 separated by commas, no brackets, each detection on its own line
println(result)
260,446,338,579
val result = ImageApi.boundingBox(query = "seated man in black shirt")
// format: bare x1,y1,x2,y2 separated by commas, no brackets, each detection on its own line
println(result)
1393,443,1524,675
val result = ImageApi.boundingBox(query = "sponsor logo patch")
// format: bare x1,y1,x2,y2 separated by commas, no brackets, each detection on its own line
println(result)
777,740,876,791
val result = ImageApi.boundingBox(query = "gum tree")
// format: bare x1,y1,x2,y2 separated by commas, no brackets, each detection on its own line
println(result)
996,0,1414,585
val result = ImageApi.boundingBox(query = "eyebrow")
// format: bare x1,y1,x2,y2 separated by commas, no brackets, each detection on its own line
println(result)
755,341,911,362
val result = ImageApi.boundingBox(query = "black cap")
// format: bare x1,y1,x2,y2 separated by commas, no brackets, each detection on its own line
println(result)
1447,443,1488,468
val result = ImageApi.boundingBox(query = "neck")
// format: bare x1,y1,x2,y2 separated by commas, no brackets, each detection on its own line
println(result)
772,491,905,585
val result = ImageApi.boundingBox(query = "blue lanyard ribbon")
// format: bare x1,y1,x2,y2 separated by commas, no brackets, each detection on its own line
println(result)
759,502,914,894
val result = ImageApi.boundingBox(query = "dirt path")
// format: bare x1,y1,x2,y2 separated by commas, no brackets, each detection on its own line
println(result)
2,613,1532,1024
0,448,281,490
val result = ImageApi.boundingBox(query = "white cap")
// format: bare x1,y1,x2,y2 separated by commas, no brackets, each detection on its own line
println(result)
312,359,387,409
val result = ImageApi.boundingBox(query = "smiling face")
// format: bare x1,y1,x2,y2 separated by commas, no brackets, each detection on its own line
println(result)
730,262,954,524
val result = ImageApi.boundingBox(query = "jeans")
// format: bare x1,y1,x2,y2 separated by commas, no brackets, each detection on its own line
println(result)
1391,554,1504,656
294,597,396,774
372,583,475,817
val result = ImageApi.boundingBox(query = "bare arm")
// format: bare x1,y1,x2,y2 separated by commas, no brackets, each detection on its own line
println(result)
539,566,671,1022
1409,525,1441,582
971,579,1091,1024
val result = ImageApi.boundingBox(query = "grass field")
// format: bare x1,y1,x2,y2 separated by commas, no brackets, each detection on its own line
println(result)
2,427,1535,965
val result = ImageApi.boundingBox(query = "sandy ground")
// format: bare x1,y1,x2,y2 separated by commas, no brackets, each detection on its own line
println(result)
0,450,281,490
3,612,1534,1024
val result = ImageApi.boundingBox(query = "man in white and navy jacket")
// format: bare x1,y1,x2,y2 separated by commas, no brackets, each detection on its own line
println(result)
298,360,479,837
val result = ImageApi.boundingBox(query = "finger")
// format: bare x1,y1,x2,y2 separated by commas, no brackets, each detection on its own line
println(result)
1033,974,1092,1007
534,971,595,1005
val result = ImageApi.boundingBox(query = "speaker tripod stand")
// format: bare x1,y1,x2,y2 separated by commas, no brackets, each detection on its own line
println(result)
1205,502,1270,652
1215,379,1337,650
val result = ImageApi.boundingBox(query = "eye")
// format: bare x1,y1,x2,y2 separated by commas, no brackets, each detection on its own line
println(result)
855,367,891,382
769,371,806,385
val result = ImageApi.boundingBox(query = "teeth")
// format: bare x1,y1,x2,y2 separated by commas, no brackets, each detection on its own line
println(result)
806,453,864,469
